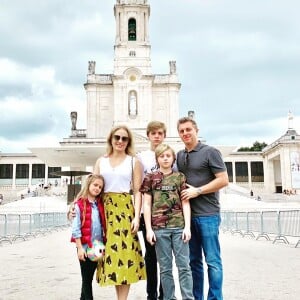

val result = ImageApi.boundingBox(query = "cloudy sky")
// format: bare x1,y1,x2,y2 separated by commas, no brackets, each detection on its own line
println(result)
1,0,300,153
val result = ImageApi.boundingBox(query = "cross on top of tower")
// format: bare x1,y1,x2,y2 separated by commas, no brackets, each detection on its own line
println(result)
288,110,294,129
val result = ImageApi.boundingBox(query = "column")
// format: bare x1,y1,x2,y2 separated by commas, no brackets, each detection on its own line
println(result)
232,161,236,184
29,163,32,187
117,11,120,42
145,11,149,41
12,163,16,188
248,161,252,188
45,165,49,184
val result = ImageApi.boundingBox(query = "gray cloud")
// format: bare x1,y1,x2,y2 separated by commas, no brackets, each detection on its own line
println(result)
1,0,300,152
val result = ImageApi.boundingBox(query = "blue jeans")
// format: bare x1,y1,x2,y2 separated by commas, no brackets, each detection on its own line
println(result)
154,228,194,300
189,214,223,300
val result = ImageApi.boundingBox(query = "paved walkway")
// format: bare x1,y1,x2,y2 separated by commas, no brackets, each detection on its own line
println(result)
0,227,299,300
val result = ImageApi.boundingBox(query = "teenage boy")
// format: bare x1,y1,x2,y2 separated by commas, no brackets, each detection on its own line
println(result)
137,121,166,300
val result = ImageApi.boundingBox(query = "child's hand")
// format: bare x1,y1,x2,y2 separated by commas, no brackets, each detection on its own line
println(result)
146,230,156,246
77,247,86,261
182,227,191,243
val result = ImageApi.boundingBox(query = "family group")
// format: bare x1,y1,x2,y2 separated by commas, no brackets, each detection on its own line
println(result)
69,117,229,300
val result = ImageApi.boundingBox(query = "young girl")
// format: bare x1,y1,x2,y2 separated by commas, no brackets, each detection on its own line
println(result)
71,174,106,300
140,144,194,300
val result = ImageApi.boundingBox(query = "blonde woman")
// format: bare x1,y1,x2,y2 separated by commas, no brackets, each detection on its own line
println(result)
94,125,146,300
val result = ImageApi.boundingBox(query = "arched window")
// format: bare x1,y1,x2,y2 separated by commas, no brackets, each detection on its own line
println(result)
128,90,137,117
128,18,136,41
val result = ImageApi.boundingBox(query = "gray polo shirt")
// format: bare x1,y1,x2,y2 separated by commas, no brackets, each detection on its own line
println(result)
177,142,227,217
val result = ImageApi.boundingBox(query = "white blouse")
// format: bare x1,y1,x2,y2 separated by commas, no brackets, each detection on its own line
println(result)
99,155,135,193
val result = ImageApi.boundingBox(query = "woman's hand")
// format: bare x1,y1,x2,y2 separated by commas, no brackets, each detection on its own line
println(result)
131,216,140,233
67,203,76,221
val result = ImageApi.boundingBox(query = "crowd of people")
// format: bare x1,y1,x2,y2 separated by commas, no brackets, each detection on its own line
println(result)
283,189,297,195
68,117,229,300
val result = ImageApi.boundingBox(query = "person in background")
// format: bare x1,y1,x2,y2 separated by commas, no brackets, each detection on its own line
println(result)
71,174,106,300
137,120,166,300
176,117,228,300
141,143,194,300
94,125,146,300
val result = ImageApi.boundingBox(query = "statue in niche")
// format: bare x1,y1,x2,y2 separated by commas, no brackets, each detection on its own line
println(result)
188,111,195,119
88,61,96,75
169,61,176,74
129,92,137,116
70,111,77,130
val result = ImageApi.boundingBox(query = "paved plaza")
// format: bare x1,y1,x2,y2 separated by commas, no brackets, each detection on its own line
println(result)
0,193,300,300
0,224,299,300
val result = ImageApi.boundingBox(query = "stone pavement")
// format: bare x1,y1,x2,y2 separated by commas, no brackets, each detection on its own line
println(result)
0,227,299,300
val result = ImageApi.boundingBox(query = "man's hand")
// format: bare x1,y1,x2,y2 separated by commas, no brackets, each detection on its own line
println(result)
181,184,200,201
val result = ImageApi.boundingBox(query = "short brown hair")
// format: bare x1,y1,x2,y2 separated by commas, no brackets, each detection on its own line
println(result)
177,117,198,131
146,121,167,137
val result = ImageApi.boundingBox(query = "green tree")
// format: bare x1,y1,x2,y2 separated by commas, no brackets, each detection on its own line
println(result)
237,141,268,152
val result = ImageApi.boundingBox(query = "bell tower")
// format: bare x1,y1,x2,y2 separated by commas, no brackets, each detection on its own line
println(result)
114,0,151,75
78,0,181,141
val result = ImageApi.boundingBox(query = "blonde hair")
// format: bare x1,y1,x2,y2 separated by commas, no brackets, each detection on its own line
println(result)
106,125,135,156
75,174,105,226
146,121,167,137
155,143,176,165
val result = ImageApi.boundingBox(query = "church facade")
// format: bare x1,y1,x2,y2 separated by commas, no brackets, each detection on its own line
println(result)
0,0,300,197
64,0,180,145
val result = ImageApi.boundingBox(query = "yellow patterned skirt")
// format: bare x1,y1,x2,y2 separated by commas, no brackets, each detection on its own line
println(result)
98,192,146,286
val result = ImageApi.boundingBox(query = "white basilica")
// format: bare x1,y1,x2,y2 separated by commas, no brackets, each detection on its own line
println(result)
31,0,182,169
1,0,300,197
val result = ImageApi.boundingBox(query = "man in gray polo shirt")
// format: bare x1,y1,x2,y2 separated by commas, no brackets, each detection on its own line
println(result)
176,117,228,300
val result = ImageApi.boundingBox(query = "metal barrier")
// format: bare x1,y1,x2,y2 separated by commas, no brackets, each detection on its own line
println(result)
221,210,300,248
0,212,69,245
